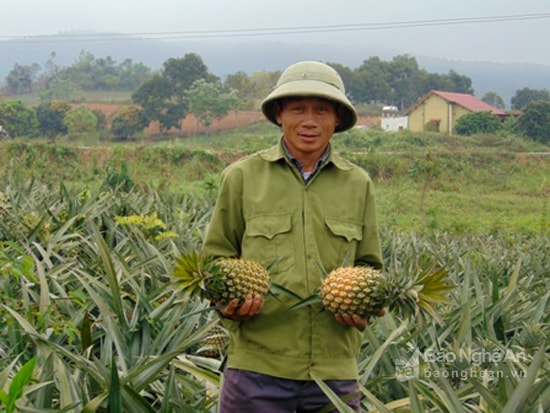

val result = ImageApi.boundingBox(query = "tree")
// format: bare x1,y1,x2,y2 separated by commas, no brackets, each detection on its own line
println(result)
162,53,216,115
326,62,358,101
355,56,392,104
35,100,71,138
344,55,474,109
63,106,98,140
118,58,152,90
55,51,120,91
455,111,502,136
482,91,506,110
5,63,40,94
248,71,281,103
39,77,77,102
62,50,96,90
517,100,550,144
224,71,258,110
185,79,238,135
163,53,215,91
29,51,152,95
110,106,147,140
389,55,420,109
0,100,39,138
447,70,474,94
511,87,550,110
132,54,217,133
132,74,181,133
419,72,454,96
92,109,107,130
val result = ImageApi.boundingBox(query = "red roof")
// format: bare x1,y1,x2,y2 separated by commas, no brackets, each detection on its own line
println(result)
407,90,506,116
432,90,505,115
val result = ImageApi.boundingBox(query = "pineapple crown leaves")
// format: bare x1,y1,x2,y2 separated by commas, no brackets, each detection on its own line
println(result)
416,264,454,304
172,251,220,301
284,258,454,327
390,261,455,326
173,252,278,305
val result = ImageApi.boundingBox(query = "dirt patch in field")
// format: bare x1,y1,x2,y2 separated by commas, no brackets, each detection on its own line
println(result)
74,103,380,135
74,103,266,135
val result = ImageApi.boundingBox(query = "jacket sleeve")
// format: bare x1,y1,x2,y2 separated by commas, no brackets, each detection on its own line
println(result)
202,165,245,258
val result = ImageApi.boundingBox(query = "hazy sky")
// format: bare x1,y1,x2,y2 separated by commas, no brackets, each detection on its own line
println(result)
2,0,550,66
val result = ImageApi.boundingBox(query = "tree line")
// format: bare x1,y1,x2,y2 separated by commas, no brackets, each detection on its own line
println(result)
1,51,549,143
5,50,550,109
5,51,151,97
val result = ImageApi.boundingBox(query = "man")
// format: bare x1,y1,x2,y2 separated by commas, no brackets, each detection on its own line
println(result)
202,61,383,412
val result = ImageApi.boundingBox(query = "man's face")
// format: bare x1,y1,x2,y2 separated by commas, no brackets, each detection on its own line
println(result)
275,97,340,171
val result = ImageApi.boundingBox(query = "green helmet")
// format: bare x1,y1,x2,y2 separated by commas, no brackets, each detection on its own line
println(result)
261,61,357,133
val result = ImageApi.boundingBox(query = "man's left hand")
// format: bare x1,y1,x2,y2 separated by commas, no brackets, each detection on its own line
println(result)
218,294,264,320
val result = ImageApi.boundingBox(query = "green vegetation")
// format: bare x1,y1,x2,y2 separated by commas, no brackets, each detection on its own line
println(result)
4,52,475,110
518,100,550,144
185,79,239,134
3,51,550,143
455,111,503,136
0,127,548,411
511,87,550,110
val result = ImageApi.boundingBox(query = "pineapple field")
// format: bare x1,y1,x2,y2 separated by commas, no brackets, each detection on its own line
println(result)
0,123,548,412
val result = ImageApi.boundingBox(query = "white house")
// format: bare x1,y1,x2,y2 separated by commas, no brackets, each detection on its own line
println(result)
380,106,408,131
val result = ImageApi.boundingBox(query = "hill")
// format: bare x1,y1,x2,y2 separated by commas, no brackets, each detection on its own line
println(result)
1,35,550,107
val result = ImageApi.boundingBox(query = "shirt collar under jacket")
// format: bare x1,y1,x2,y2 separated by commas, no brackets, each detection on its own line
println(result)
281,139,330,183
261,137,352,181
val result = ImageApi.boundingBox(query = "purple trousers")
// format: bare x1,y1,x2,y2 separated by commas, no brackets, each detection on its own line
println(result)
218,368,361,413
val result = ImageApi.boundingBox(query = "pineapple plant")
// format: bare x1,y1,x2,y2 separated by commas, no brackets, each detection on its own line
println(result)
172,251,271,305
295,261,453,325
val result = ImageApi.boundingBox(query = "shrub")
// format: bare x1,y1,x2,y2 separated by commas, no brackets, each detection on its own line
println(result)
110,106,147,140
517,100,550,145
0,99,39,138
455,111,502,136
35,100,71,139
63,105,98,140
424,119,441,132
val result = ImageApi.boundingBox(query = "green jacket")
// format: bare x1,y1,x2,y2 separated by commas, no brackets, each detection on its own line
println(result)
202,139,382,380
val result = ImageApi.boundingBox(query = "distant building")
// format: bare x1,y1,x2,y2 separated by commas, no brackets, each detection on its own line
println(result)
380,105,408,131
405,90,506,134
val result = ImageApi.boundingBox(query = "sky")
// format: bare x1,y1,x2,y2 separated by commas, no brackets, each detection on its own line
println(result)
1,0,550,67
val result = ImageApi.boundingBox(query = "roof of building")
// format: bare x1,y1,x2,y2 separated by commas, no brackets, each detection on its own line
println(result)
406,90,507,116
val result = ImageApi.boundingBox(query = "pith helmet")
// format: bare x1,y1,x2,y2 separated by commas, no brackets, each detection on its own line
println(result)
261,61,357,133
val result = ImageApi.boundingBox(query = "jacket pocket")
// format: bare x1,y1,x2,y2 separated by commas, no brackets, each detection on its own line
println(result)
242,213,293,273
324,218,363,267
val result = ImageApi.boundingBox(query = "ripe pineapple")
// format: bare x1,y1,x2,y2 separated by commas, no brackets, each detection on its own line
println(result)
172,251,271,305
318,263,452,324
198,324,229,358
